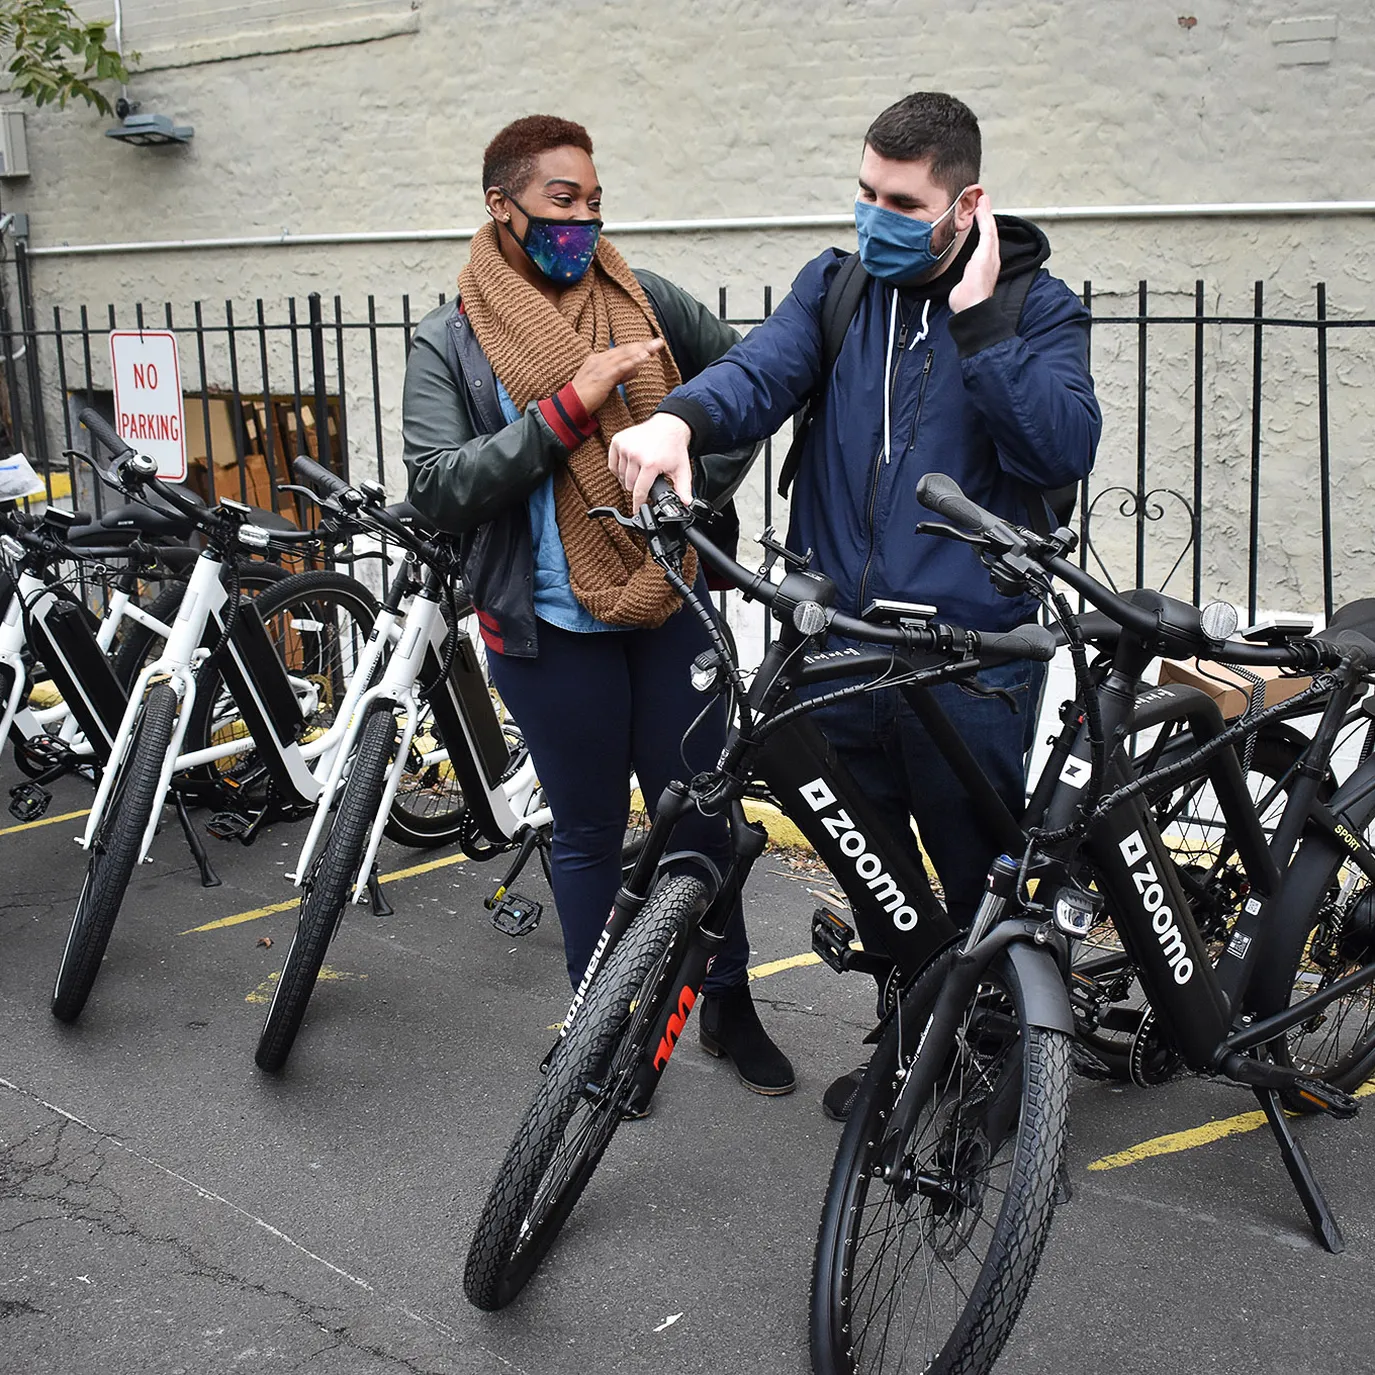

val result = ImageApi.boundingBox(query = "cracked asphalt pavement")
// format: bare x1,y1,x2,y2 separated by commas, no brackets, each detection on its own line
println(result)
4,770,1375,1374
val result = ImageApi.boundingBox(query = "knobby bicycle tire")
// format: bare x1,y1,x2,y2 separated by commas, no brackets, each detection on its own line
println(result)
463,874,709,1310
254,700,398,1072
1248,782,1375,1099
811,947,1071,1375
51,681,179,1022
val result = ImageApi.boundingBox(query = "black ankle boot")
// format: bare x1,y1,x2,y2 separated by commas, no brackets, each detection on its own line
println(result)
698,983,796,1095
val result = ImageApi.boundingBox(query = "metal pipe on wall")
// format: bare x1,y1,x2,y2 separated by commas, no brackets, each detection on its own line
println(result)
25,201,1375,258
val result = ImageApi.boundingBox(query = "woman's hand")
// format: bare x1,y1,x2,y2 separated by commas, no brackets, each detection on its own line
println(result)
570,338,666,414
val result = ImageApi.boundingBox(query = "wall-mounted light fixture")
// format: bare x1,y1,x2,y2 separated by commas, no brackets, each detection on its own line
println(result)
101,3,193,147
105,109,194,146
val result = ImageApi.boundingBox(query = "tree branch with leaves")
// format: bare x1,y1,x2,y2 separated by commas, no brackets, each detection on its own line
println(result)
1,0,131,116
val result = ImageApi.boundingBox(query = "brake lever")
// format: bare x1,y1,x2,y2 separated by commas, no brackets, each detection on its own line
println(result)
62,446,124,495
587,503,654,533
916,520,990,548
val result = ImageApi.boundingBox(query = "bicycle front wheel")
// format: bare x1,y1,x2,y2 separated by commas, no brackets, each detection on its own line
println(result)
812,947,1071,1375
51,681,179,1022
463,874,708,1310
255,700,398,1072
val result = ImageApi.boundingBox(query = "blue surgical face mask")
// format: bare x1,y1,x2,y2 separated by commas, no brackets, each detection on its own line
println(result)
853,189,968,285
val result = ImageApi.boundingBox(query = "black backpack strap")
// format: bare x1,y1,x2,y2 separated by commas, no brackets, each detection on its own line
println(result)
778,252,868,498
995,271,1078,536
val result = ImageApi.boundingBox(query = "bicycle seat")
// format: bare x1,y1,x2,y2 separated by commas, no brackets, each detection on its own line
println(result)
65,502,197,544
382,501,440,538
243,506,299,534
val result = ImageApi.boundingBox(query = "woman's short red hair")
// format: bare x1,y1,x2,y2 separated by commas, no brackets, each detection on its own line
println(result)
482,116,594,194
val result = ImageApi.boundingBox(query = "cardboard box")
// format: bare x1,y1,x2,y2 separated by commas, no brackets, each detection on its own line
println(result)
183,395,242,471
1157,657,1313,720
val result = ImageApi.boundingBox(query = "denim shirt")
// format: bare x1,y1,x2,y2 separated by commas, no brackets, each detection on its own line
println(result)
494,378,621,634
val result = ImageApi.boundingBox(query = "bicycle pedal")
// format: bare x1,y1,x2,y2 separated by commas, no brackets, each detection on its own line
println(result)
205,809,255,842
490,891,542,938
8,781,52,822
812,906,857,974
1292,1077,1361,1119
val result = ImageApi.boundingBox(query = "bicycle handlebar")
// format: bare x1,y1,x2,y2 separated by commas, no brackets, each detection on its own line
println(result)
76,407,135,463
914,472,1371,674
644,477,1055,665
291,454,433,554
292,454,353,503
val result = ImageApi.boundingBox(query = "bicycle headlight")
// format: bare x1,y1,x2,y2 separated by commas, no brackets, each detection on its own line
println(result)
1052,882,1102,938
238,524,272,550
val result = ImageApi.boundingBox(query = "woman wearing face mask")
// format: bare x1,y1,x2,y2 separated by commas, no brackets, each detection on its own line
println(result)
403,115,794,1097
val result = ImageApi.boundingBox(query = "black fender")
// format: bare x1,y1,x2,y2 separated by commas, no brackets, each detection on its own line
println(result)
1006,940,1075,1035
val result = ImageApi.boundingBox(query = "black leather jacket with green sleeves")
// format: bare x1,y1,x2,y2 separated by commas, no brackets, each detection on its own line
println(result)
402,269,753,657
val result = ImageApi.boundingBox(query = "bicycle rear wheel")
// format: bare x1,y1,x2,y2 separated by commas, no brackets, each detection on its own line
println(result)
812,947,1071,1375
1071,727,1315,1081
255,700,398,1072
180,569,379,793
1249,788,1375,1097
51,681,178,1022
463,874,708,1310
111,559,290,690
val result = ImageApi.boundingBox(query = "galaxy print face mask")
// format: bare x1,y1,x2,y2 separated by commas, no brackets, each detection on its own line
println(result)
500,190,603,285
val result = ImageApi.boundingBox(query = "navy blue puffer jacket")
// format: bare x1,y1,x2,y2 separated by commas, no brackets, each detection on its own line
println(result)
657,216,1102,632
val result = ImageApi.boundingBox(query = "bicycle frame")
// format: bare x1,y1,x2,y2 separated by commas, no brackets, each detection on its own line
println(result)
301,560,552,899
0,565,132,764
80,546,383,864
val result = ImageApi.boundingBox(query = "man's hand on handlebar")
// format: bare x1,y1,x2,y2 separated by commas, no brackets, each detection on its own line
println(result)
607,413,694,513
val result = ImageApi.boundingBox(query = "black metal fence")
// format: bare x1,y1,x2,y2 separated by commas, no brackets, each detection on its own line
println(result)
2,249,1372,622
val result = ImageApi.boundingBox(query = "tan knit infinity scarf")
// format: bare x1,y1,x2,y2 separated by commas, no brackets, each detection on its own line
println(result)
458,222,696,628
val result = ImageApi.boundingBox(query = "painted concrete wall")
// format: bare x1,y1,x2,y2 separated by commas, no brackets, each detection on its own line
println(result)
2,0,1373,611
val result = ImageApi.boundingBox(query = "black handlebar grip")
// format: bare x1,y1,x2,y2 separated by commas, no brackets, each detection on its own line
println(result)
915,472,1001,535
292,455,352,499
78,408,134,460
978,623,1058,663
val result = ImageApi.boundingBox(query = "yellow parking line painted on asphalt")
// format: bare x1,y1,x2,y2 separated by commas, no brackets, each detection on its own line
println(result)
748,951,823,981
181,850,470,934
0,807,91,838
245,967,368,1003
543,946,828,1030
1087,1079,1375,1171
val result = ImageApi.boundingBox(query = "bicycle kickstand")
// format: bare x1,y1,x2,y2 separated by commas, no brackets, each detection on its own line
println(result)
174,792,222,888
1256,1087,1345,1253
366,866,395,918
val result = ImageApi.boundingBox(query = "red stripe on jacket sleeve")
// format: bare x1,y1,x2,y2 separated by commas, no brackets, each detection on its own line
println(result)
537,383,599,450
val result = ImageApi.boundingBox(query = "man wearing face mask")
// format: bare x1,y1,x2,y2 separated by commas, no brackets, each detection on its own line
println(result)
405,115,795,1099
609,92,1101,1119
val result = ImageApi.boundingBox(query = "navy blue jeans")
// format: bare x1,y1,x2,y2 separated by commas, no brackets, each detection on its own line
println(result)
486,605,749,992
809,658,1044,928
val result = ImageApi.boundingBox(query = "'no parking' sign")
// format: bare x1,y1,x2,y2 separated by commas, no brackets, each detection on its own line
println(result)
109,330,187,481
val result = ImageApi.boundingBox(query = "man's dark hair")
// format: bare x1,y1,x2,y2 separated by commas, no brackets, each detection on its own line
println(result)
864,93,981,194
482,115,594,194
